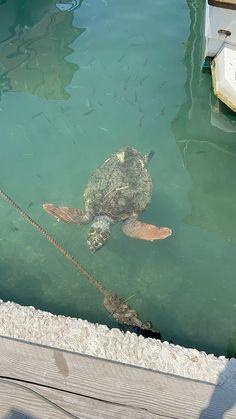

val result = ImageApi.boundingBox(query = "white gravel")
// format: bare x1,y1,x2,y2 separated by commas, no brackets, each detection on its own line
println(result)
0,299,236,387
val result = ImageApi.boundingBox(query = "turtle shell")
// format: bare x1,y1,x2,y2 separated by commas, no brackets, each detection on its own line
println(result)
83,147,152,221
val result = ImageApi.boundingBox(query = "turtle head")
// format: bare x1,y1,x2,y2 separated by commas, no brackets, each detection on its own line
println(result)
87,216,114,252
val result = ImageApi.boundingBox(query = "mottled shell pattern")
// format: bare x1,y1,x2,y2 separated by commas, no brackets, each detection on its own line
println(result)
83,146,152,221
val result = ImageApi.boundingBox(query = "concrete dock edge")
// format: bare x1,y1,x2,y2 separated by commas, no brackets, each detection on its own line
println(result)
0,299,236,389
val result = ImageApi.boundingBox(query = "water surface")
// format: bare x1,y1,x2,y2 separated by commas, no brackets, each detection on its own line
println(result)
1,0,236,356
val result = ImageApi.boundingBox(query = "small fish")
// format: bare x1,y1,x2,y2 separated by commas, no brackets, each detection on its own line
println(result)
32,112,43,119
83,108,95,116
32,112,52,124
139,75,148,86
159,81,167,89
99,127,109,132
10,225,19,233
138,115,144,127
118,54,125,63
138,103,143,113
156,107,165,118
87,57,95,65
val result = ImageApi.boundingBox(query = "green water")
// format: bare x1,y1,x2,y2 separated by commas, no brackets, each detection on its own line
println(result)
1,0,236,356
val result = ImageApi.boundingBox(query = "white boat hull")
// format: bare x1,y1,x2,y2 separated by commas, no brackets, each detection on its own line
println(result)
205,1,236,60
211,44,236,111
204,1,236,111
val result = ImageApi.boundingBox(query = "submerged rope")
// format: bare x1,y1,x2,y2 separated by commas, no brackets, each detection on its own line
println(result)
0,189,159,334
0,190,105,294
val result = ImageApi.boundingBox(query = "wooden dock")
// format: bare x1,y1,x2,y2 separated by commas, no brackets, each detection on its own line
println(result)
0,335,236,418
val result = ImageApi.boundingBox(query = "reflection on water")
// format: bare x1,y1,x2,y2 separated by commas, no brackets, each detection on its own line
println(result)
56,0,83,12
172,0,236,245
0,0,85,99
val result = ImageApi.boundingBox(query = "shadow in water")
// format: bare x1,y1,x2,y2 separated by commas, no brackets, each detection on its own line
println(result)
0,258,49,310
0,0,85,99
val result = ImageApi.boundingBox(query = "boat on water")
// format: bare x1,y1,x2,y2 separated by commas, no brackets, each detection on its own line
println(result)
204,0,236,111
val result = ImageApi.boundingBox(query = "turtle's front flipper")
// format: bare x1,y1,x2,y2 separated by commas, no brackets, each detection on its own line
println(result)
43,203,91,224
122,217,172,241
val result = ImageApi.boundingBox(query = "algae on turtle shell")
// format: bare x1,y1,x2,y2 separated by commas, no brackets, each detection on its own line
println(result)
43,146,172,252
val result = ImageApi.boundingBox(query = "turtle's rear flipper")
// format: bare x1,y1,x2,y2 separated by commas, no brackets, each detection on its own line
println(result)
122,218,172,241
43,203,90,224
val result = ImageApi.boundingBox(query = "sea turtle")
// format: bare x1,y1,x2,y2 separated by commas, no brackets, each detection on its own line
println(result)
43,146,172,252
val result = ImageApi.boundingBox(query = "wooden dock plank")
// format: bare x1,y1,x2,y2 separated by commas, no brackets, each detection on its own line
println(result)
0,336,236,418
0,378,158,419
0,379,70,419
